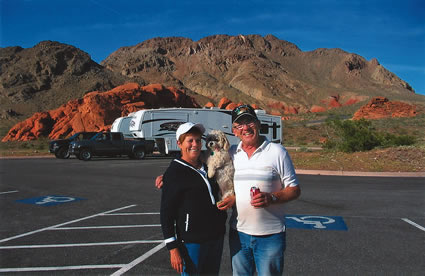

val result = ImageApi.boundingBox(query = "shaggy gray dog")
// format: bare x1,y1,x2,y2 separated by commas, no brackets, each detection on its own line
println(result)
205,130,235,202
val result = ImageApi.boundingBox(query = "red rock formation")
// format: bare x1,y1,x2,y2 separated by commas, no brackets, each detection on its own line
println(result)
226,103,239,110
352,97,417,120
344,97,360,106
267,102,298,115
320,95,342,109
204,102,215,108
2,83,200,141
310,105,327,113
218,97,232,109
328,95,342,108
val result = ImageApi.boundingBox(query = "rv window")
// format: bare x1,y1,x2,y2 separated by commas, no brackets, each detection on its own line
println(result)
260,124,269,134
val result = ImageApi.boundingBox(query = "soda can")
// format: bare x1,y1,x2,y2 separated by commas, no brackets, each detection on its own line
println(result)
250,186,260,199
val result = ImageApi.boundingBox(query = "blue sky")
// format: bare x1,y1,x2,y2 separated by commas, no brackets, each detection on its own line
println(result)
1,0,424,95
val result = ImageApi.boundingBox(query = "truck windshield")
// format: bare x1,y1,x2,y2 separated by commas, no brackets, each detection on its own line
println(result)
90,133,102,140
68,133,80,140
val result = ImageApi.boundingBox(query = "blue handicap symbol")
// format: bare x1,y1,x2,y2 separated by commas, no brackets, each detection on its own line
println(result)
16,195,85,206
285,214,348,231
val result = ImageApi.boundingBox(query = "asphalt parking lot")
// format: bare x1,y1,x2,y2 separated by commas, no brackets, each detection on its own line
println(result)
0,157,424,275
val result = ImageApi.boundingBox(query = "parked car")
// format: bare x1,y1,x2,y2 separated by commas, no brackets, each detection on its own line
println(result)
69,132,155,161
49,132,98,159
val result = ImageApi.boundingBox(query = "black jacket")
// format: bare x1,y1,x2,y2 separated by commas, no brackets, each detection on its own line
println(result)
160,158,227,250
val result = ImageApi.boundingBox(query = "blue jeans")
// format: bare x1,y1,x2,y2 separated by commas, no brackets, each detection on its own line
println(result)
180,236,224,276
229,228,286,276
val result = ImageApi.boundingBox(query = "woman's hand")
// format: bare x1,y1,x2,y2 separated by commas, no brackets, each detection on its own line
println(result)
155,175,163,189
170,248,184,273
217,195,235,210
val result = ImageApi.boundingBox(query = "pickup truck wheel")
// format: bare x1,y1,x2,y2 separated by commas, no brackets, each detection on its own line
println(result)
80,149,92,161
133,148,146,160
55,147,70,159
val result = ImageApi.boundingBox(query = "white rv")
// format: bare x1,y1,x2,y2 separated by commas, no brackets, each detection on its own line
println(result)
111,107,282,155
111,115,134,139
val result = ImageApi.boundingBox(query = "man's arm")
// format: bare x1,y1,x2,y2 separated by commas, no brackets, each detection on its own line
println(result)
251,185,300,208
272,185,301,203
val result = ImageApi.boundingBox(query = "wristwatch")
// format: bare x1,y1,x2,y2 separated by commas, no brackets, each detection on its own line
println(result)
270,193,278,204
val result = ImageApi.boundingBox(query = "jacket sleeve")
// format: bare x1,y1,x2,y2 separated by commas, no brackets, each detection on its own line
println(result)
160,165,182,250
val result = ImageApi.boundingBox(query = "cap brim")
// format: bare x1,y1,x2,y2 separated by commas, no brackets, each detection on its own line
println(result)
233,113,258,123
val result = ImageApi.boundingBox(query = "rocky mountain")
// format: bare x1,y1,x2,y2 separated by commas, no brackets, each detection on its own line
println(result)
0,41,143,123
102,34,420,115
1,34,424,134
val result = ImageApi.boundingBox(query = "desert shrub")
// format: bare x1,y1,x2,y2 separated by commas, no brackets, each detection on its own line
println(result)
377,133,416,147
324,118,380,152
323,118,416,152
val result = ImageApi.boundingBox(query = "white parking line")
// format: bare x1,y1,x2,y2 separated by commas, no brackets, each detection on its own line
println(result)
102,212,160,216
51,225,160,230
0,205,137,243
401,218,425,232
0,190,18,195
0,264,124,273
111,242,166,276
0,204,166,274
0,240,163,249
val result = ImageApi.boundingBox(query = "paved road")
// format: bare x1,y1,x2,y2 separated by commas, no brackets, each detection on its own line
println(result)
0,157,424,275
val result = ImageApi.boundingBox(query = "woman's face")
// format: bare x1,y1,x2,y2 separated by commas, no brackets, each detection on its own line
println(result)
177,133,202,163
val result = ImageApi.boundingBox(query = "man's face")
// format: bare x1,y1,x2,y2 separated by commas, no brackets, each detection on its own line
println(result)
232,117,260,147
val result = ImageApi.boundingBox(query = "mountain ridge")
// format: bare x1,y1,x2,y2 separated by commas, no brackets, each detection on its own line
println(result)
1,34,424,128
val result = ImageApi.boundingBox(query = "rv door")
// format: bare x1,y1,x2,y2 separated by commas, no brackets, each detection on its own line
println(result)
258,117,281,143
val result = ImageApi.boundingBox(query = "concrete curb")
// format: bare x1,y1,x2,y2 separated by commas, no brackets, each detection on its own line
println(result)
296,169,425,178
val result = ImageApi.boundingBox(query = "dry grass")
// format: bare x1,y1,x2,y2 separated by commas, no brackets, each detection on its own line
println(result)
290,146,425,172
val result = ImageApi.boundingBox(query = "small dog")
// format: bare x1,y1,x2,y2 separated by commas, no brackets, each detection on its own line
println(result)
204,130,235,202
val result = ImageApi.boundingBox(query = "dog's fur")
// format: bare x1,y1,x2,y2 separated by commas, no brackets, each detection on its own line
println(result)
204,130,235,201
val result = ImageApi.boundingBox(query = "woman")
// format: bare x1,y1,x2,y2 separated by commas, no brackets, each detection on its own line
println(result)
160,122,227,275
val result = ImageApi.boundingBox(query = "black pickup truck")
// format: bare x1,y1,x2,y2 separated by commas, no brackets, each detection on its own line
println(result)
69,132,155,161
49,132,98,159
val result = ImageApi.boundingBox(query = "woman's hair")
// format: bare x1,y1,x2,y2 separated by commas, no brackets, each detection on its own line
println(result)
178,128,203,144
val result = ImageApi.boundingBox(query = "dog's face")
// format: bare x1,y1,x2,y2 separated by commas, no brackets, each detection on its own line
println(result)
206,130,230,152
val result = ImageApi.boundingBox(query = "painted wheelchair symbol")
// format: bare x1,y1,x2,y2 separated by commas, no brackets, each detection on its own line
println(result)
286,216,336,229
36,196,76,205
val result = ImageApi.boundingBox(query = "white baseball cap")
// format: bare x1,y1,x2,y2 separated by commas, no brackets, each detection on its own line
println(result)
176,122,205,141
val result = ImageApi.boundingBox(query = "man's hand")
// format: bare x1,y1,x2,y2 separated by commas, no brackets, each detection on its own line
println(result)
217,195,235,210
155,175,163,189
251,186,301,208
169,248,183,273
250,192,271,208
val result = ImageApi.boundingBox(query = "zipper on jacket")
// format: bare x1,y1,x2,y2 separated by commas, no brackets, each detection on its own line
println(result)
174,159,216,205
185,213,189,232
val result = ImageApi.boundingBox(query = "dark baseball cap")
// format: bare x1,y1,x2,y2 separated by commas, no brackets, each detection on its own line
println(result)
232,104,258,124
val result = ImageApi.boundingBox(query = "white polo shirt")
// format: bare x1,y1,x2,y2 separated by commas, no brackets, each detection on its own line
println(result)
229,138,298,235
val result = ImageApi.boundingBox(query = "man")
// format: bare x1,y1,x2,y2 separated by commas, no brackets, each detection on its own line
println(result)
156,105,300,275
217,104,300,276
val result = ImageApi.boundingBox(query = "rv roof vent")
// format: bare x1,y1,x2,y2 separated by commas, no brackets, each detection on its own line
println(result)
255,110,266,114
